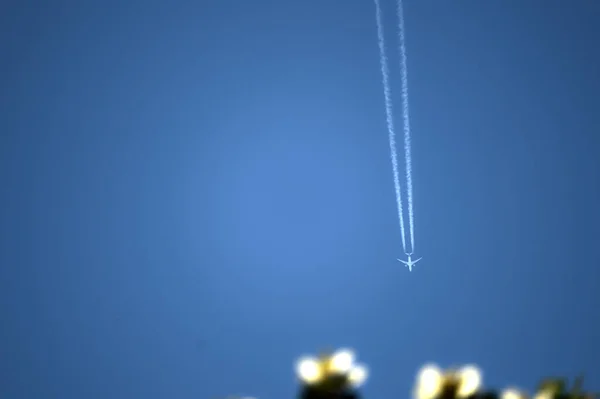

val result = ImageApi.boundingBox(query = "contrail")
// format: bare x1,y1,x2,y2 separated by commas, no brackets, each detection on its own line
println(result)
374,0,407,253
396,0,415,254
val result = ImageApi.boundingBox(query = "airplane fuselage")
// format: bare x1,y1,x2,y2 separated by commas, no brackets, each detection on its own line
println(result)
397,255,422,271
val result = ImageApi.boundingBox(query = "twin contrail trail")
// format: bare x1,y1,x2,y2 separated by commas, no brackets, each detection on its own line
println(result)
374,0,416,255
395,0,415,254
374,0,407,253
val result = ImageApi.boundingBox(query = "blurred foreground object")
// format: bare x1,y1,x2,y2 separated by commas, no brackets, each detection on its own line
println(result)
502,376,598,399
289,348,596,399
414,363,483,399
295,348,368,399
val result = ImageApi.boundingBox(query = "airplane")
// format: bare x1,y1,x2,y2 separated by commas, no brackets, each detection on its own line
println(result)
397,254,422,271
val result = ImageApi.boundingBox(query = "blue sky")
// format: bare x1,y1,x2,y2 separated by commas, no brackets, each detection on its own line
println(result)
1,1,599,398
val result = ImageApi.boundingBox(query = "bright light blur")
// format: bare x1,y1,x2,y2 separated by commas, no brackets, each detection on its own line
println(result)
457,365,482,397
296,357,322,384
329,349,355,374
348,364,368,387
502,388,527,399
415,364,443,399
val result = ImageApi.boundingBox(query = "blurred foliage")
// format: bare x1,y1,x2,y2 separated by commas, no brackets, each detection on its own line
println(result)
294,349,597,399
220,349,597,399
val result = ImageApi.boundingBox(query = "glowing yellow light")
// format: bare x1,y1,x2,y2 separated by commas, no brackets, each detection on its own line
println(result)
329,349,355,374
296,357,322,384
502,388,527,399
415,364,444,399
348,364,369,387
457,365,482,397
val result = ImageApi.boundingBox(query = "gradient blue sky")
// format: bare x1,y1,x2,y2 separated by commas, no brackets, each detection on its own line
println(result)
1,1,599,398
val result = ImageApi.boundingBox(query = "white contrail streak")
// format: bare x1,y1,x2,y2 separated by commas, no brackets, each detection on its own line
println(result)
396,0,415,254
374,0,407,253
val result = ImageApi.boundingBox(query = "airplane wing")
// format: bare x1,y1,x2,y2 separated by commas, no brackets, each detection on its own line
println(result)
413,257,422,264
397,259,408,265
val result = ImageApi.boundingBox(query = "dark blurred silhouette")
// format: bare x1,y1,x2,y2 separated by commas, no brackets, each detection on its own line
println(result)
291,349,597,399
